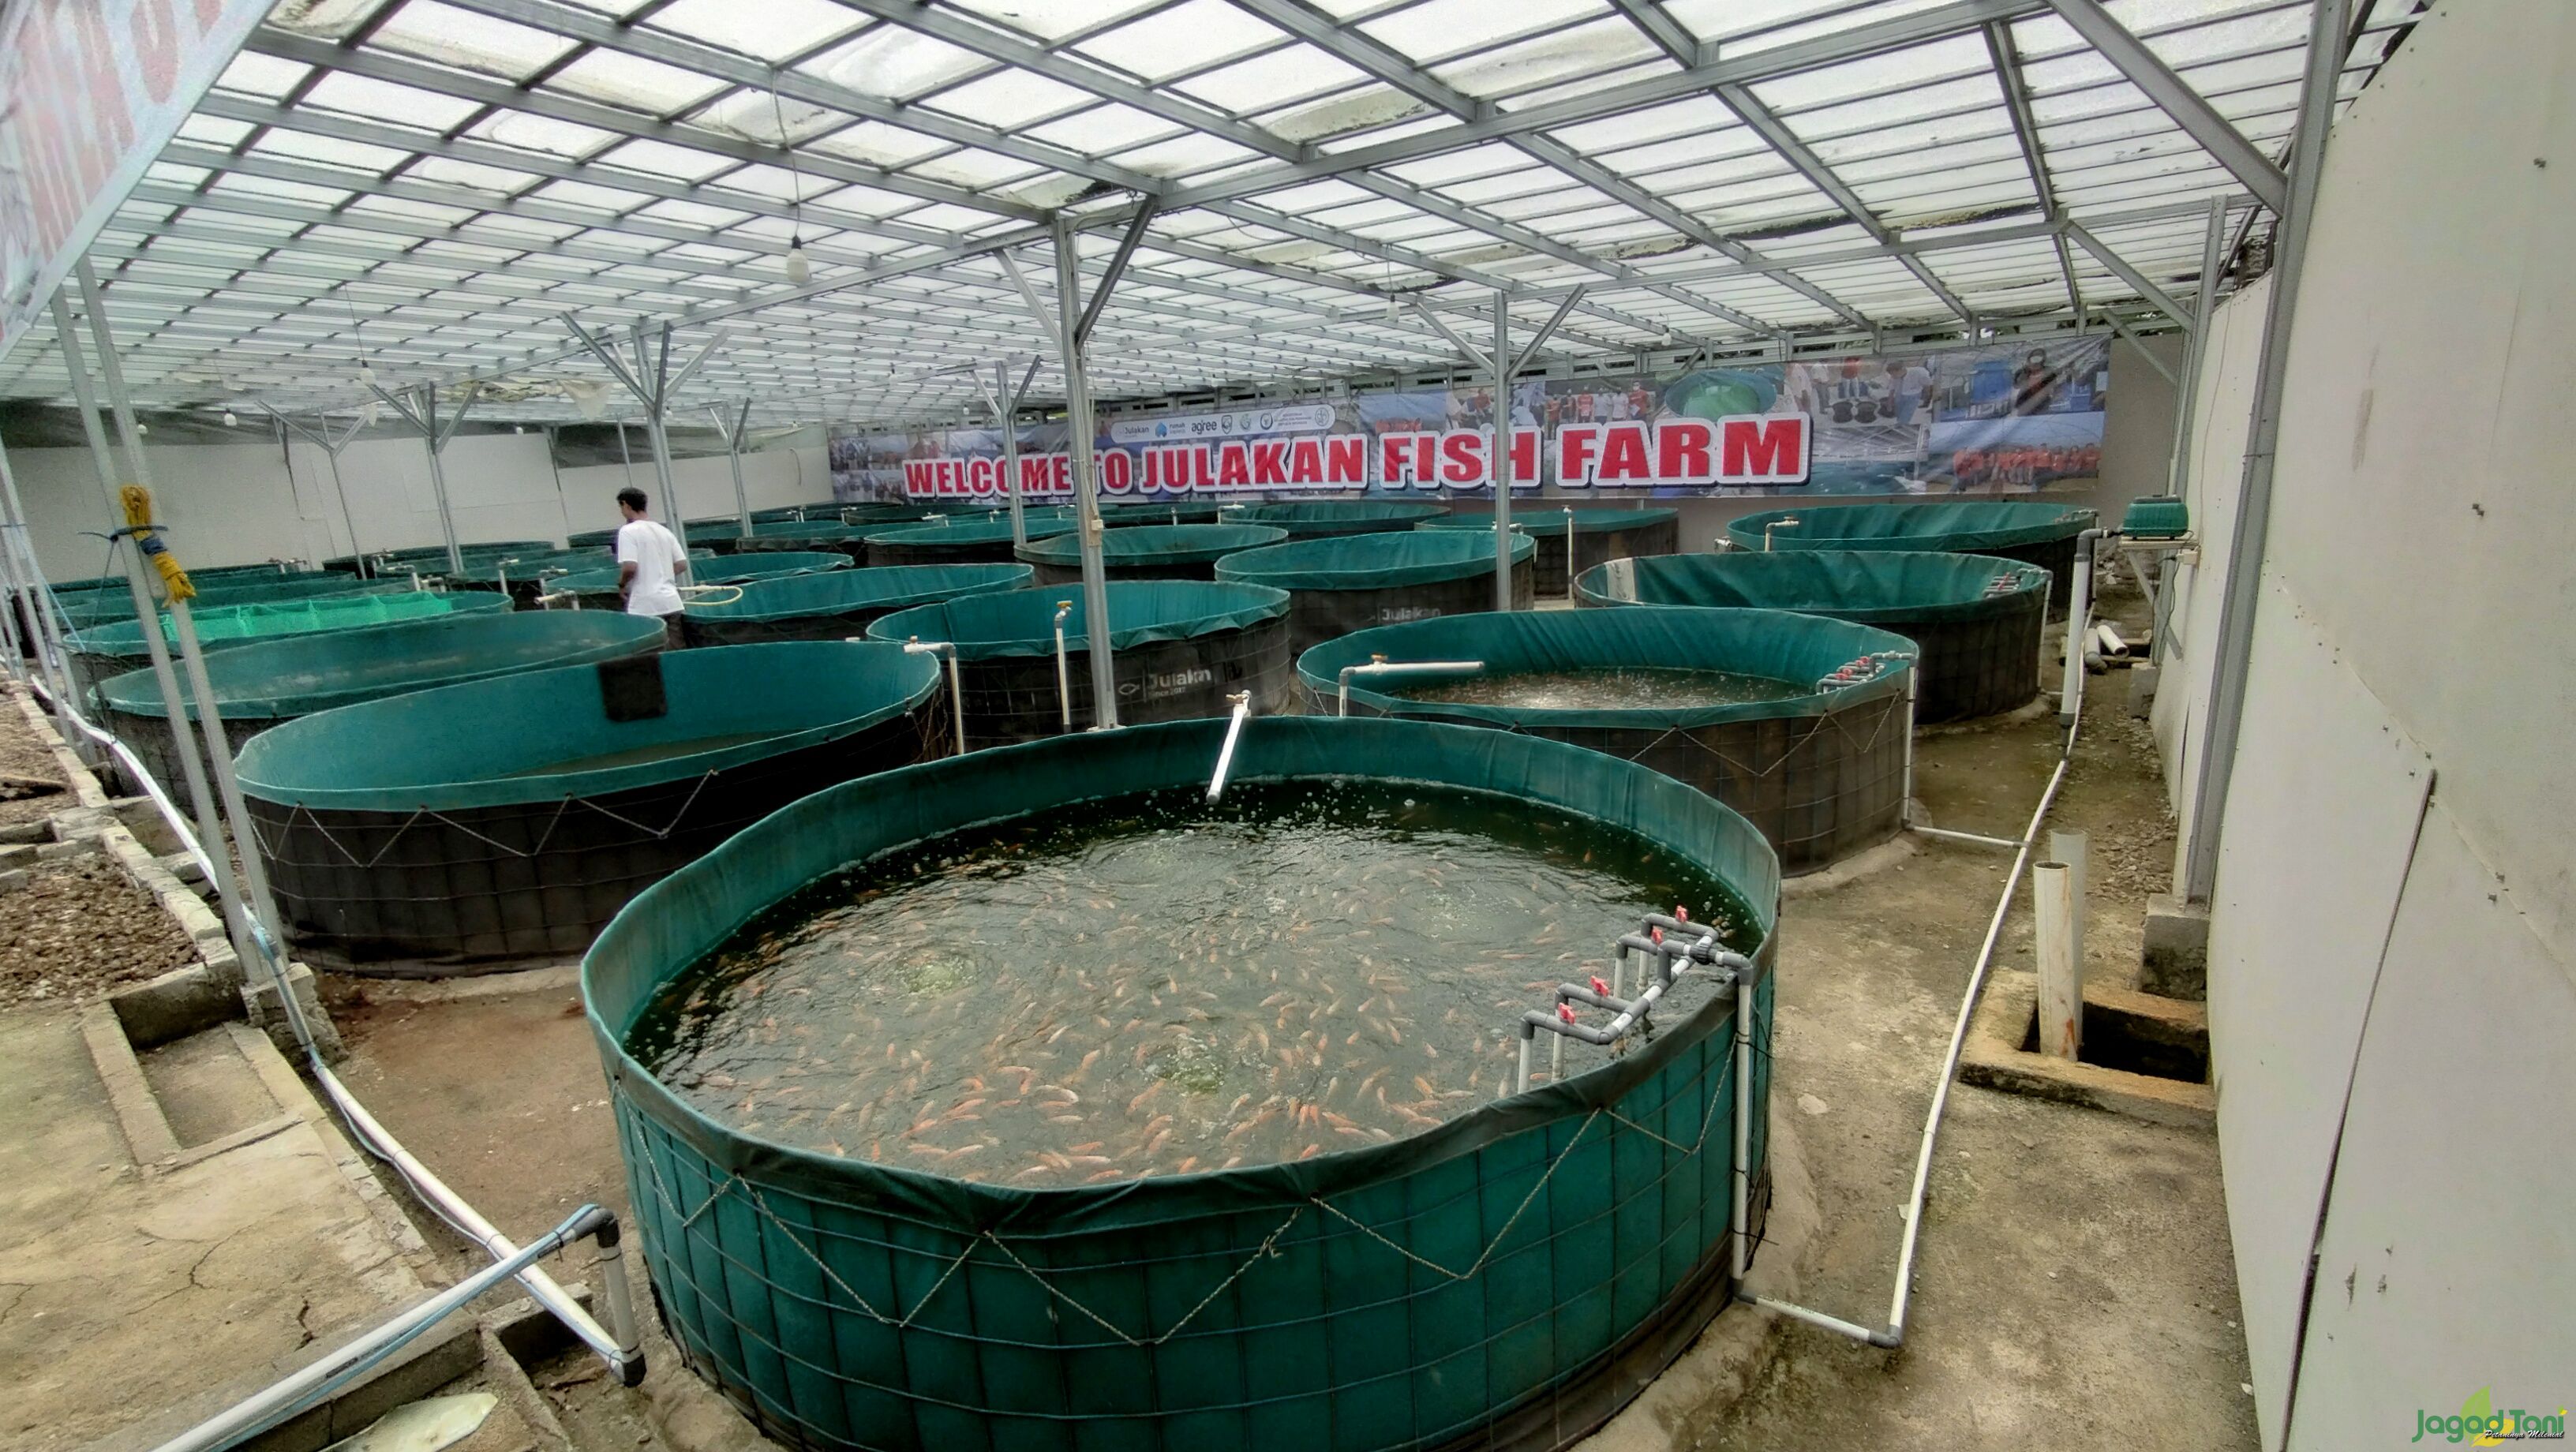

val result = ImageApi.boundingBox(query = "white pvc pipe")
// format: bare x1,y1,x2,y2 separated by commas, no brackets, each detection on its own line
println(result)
1335,658,1485,716
1051,601,1074,730
1205,691,1252,803
2057,530,2102,727
901,639,968,756
2033,861,2080,1059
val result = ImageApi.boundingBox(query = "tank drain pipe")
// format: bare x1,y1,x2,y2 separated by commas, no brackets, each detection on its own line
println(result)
1051,601,1074,730
1762,515,1801,552
901,638,968,756
147,1205,621,1452
1205,691,1252,803
1736,649,2089,1350
2056,529,2106,728
1335,655,1485,716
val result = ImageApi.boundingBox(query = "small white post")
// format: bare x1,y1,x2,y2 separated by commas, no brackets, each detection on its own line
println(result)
2033,860,2080,1059
2048,829,2089,962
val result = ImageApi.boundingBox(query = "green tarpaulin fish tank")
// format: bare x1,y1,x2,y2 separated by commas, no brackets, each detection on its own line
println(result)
1724,502,2095,618
584,715,1781,1452
64,589,513,706
683,564,1032,647
1417,507,1679,598
1215,530,1535,656
94,610,667,800
1296,605,1918,874
235,642,951,967
1014,523,1286,585
1575,550,2050,723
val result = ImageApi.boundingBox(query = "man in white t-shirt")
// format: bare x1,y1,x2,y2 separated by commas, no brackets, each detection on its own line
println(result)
614,487,690,645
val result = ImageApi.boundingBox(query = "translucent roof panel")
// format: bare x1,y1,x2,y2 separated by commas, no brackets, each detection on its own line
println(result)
0,0,2428,425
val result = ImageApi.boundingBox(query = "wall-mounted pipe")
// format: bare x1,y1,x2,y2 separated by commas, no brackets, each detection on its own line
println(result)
2057,528,2106,726
1051,601,1074,731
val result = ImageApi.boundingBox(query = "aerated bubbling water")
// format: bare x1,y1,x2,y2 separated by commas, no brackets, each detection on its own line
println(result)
1385,667,1807,711
631,780,1753,1184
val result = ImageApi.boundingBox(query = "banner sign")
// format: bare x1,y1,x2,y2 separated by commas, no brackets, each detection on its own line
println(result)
833,335,2114,503
0,0,271,361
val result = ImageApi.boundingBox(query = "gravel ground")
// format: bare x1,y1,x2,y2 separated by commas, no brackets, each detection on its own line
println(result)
0,856,199,1009
0,694,68,826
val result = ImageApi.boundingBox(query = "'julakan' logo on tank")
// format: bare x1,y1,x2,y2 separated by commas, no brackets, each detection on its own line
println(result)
1121,665,1214,701
1376,605,1443,624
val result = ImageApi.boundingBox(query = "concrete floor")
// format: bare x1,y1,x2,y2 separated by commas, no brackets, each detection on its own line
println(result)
0,1010,430,1452
324,602,2257,1452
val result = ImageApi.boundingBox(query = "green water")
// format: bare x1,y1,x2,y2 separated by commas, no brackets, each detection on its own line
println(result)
500,731,785,777
1387,667,1807,711
631,780,1753,1182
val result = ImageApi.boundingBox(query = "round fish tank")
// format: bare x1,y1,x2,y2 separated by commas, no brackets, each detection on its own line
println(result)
1724,503,2096,618
684,564,1032,647
728,524,875,562
1297,607,1917,874
1418,507,1680,599
1577,551,2051,723
1226,500,1448,539
448,548,643,607
65,590,513,708
234,642,949,967
1095,500,1226,526
1215,530,1536,657
58,572,400,631
94,611,666,799
584,715,1780,1452
865,514,1079,568
544,552,852,615
1015,524,1286,585
867,582,1292,748
325,541,556,577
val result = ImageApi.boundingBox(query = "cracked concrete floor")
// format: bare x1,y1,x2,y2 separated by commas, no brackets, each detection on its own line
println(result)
0,1009,426,1452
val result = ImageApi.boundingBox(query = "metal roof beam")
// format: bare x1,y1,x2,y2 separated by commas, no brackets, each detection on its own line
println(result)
2043,0,2290,214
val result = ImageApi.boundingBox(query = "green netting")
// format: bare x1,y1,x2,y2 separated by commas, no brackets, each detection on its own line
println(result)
1725,501,2096,553
1013,523,1286,570
1215,528,1535,589
1420,507,1679,537
236,642,940,814
70,588,512,657
866,580,1287,659
687,564,1032,624
57,574,407,629
95,609,666,720
1297,606,1916,729
1574,549,2049,623
1227,499,1450,537
862,514,1080,550
582,716,1779,1452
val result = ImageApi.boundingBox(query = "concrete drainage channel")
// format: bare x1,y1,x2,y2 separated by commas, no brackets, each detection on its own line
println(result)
0,684,636,1452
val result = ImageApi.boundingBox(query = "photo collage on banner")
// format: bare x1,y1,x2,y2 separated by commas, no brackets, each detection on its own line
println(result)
828,335,2112,505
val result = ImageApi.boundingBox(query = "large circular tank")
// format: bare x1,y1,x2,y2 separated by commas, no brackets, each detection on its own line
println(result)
1577,551,2051,723
94,611,666,797
867,581,1292,747
1014,523,1286,585
65,590,514,708
728,522,874,562
1225,499,1448,539
1418,507,1681,598
1724,502,2096,617
57,572,400,631
684,564,1032,646
541,551,850,614
447,548,638,607
864,513,1079,568
325,541,556,577
1215,530,1535,656
235,642,950,967
584,715,1780,1452
1095,499,1226,526
1297,607,1918,874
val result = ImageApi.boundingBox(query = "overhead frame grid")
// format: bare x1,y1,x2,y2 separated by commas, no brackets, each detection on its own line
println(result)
0,0,2424,438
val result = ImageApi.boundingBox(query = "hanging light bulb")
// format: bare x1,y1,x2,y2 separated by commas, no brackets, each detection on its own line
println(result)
358,361,376,384
359,401,380,427
786,236,812,285
222,409,238,427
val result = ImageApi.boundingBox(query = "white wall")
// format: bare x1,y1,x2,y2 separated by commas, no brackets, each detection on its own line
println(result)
2,427,832,579
2157,4,2576,1446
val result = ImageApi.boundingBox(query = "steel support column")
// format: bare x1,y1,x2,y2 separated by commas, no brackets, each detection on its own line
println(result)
2183,0,2349,903
2166,197,2230,497
368,382,477,573
1054,217,1118,728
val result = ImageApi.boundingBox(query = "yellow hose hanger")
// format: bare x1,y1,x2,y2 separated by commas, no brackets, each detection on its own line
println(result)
117,485,195,602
